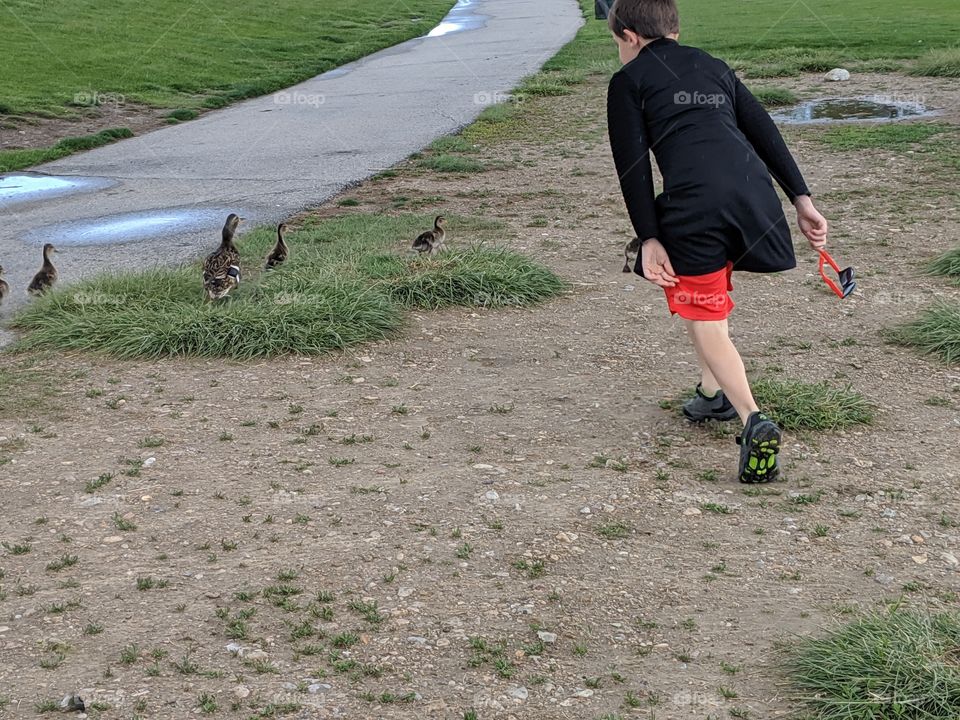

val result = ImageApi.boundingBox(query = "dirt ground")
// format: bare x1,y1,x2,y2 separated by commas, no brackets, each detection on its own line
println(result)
1,71,958,720
0,104,174,153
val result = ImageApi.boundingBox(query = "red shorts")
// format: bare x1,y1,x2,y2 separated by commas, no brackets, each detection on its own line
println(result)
664,262,734,321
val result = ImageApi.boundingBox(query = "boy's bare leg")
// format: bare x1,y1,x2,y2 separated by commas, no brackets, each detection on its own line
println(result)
684,319,758,424
687,330,722,396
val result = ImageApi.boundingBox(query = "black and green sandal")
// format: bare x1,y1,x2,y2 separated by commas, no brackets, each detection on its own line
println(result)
682,384,739,422
736,412,782,483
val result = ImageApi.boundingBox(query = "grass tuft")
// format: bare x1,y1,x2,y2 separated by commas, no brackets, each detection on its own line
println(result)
927,247,960,283
910,48,960,77
751,378,874,431
786,609,960,720
362,247,567,310
750,87,798,107
893,302,960,364
0,128,133,173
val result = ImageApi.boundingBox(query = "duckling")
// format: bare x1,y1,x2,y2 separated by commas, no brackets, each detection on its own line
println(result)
203,214,243,300
264,223,288,270
0,264,8,304
28,243,58,295
623,236,641,273
411,215,446,255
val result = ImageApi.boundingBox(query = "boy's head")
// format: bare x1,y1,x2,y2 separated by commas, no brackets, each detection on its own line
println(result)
608,0,679,40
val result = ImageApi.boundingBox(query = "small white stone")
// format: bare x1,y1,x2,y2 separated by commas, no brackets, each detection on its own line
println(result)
509,687,529,701
683,507,702,516
580,506,592,515
824,68,851,81
537,631,558,644
143,457,156,467
484,490,500,502
397,587,415,599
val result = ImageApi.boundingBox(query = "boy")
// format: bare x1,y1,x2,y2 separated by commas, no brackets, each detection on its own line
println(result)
606,0,829,483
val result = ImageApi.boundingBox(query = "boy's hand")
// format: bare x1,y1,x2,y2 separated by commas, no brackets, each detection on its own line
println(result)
640,238,678,288
794,195,828,250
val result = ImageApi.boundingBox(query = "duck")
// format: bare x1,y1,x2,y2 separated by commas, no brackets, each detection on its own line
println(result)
411,215,446,255
264,223,289,270
0,264,8,304
203,214,243,300
623,236,641,273
28,244,59,295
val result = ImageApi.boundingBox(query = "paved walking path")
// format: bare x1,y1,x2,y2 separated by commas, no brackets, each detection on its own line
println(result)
0,0,582,318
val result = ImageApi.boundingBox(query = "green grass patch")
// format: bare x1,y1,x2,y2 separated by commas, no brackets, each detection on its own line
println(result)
360,248,565,310
0,0,456,116
928,247,960,283
417,155,486,173
730,48,841,78
13,214,564,359
818,124,947,152
910,48,960,77
750,378,874,431
749,87,798,108
166,109,199,122
548,0,959,86
428,136,478,154
893,301,960,364
786,609,960,720
517,77,574,98
0,128,132,173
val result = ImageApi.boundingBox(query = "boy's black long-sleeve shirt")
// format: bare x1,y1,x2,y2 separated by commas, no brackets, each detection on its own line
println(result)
608,38,810,277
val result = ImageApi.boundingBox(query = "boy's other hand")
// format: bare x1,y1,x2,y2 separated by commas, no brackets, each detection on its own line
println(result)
641,238,679,287
795,195,828,250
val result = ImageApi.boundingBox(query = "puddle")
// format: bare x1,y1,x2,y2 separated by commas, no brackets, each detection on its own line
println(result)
428,0,488,37
0,173,114,208
24,207,249,247
771,97,935,124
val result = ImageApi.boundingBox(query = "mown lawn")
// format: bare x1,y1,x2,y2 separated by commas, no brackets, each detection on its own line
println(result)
543,0,960,81
0,0,455,116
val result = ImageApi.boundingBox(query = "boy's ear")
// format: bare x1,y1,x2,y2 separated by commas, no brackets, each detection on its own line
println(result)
620,27,642,46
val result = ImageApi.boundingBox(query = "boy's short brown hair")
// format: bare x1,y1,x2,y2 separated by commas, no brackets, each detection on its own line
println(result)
608,0,680,39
